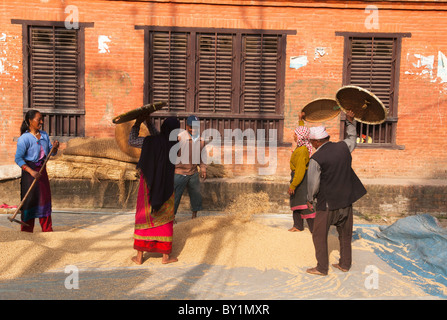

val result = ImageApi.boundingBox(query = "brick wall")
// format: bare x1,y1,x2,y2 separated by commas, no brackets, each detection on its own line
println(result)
1,0,447,180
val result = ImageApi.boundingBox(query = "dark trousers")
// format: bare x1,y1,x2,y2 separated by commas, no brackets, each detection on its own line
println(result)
312,205,353,274
174,172,202,215
293,210,314,233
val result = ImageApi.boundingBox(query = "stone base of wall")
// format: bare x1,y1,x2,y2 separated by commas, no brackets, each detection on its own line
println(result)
1,177,446,219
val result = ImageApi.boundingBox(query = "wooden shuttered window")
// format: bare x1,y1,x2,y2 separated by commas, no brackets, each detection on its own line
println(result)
349,37,395,145
29,27,79,109
27,25,85,137
140,26,293,144
12,19,93,139
197,33,233,113
149,31,188,112
349,37,395,112
242,34,280,114
338,32,409,148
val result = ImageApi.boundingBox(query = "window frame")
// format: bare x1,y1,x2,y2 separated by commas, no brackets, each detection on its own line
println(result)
12,19,93,140
136,25,296,145
336,31,410,150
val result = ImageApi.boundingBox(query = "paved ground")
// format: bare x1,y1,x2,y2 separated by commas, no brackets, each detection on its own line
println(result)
0,210,445,302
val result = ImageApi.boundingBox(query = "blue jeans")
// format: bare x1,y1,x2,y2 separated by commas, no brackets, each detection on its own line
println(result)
174,172,203,214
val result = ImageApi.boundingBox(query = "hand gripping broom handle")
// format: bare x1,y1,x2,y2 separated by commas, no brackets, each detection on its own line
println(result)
8,144,57,223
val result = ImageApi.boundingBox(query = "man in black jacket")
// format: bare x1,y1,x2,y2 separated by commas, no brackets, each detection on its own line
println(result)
306,110,367,276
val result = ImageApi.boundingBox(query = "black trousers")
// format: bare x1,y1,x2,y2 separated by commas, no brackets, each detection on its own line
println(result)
292,210,314,233
312,205,353,274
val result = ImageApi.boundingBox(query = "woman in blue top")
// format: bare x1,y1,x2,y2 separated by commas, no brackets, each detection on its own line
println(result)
15,110,59,232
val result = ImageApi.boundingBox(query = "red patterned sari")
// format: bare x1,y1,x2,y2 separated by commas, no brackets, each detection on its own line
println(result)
133,174,175,254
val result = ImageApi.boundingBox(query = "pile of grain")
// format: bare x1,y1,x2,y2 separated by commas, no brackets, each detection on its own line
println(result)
0,193,332,280
225,191,271,222
171,192,327,270
0,218,135,280
0,215,324,281
172,215,321,271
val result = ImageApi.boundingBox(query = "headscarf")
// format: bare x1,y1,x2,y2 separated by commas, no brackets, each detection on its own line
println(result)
294,126,313,157
137,117,180,212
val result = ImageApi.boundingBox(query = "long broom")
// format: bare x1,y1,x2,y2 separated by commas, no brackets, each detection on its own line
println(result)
8,144,57,227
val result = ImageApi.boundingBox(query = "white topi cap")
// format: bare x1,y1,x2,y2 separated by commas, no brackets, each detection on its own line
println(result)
309,126,329,140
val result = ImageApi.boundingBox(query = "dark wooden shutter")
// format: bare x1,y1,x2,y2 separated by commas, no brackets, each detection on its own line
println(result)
140,27,293,144
150,31,188,112
348,37,396,145
28,25,84,137
196,33,233,113
241,34,279,113
349,37,395,111
29,26,78,109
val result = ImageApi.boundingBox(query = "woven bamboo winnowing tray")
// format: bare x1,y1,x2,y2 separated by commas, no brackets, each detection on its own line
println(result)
302,98,340,123
115,120,150,158
335,86,387,125
112,101,166,124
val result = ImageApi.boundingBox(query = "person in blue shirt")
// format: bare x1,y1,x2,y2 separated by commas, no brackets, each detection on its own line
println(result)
14,110,59,232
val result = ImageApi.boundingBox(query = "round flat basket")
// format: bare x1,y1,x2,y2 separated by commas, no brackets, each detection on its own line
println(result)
115,120,150,159
112,101,166,124
335,86,387,124
302,98,340,123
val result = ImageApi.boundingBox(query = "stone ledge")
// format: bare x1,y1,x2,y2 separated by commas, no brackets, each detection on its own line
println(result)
1,177,446,218
0,165,21,181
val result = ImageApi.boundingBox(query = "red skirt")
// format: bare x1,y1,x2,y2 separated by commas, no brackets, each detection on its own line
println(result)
134,237,172,254
134,221,173,254
133,175,174,254
133,241,172,254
